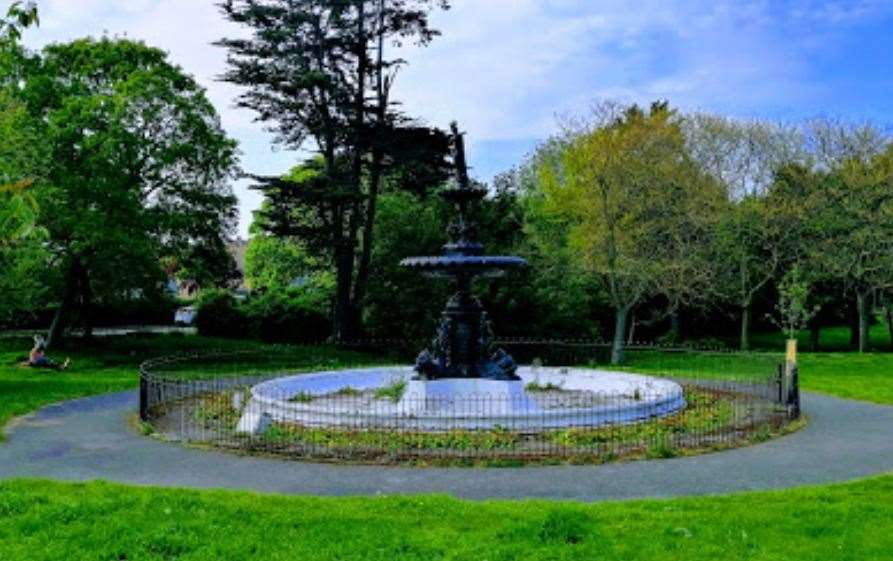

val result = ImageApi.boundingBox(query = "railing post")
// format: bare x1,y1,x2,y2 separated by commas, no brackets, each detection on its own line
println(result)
139,369,149,422
776,363,784,404
785,339,800,419
789,366,801,419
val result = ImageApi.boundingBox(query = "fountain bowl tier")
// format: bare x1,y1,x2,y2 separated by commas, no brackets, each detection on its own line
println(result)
400,255,528,278
235,366,686,434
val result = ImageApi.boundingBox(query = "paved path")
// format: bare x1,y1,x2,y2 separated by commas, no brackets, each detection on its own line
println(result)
1,391,891,501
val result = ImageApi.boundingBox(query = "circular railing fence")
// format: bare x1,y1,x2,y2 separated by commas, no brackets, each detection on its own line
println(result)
139,341,801,466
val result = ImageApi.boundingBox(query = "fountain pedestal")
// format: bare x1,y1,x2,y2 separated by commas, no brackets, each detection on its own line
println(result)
398,378,535,415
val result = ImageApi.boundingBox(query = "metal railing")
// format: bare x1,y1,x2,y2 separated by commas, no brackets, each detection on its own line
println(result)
139,341,801,465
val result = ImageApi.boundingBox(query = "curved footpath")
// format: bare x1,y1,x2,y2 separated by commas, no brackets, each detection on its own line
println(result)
1,391,892,501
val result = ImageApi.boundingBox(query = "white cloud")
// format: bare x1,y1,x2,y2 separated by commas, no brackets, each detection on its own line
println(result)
20,0,893,235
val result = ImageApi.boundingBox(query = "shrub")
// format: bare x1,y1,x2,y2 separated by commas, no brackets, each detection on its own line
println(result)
195,289,247,338
242,287,330,343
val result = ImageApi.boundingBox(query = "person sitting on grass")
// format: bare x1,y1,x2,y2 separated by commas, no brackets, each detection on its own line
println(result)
28,335,70,371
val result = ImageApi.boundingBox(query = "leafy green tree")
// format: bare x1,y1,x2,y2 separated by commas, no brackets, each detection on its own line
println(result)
0,1,40,245
812,151,893,352
767,264,819,341
218,0,450,340
712,195,788,351
362,190,447,340
6,38,239,345
246,236,318,292
0,90,43,245
0,1,37,43
530,102,722,363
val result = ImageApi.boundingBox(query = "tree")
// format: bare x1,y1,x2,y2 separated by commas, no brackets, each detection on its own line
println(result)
362,190,447,340
0,91,50,326
244,199,332,294
0,90,43,245
0,1,40,244
217,0,450,341
812,151,893,352
7,38,239,345
712,194,791,351
683,113,804,199
0,1,37,43
530,102,723,363
767,264,819,341
804,119,891,351
685,115,808,351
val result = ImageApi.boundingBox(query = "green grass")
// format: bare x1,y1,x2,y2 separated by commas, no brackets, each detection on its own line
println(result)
749,322,893,352
0,334,381,440
0,476,891,560
617,348,893,406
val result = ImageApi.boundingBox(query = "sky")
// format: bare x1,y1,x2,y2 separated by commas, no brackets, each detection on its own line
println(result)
21,0,893,237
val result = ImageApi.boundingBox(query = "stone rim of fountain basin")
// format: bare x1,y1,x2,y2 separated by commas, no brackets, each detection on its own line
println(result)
235,367,686,434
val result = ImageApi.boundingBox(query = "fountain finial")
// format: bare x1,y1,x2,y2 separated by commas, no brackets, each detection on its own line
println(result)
450,121,470,190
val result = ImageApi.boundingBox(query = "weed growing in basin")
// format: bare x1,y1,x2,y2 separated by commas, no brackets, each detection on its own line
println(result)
289,391,314,403
375,379,408,402
525,381,565,392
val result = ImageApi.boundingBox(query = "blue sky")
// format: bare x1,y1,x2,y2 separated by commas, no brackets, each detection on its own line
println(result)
22,0,893,236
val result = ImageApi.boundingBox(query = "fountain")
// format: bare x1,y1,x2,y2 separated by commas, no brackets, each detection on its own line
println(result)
401,123,526,382
235,124,685,434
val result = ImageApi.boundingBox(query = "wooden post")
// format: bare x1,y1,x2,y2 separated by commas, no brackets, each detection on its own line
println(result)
785,339,799,415
785,339,797,375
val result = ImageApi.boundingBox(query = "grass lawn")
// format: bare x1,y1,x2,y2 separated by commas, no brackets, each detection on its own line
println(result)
0,476,890,561
1,332,892,560
621,348,893,406
749,323,893,353
0,334,380,440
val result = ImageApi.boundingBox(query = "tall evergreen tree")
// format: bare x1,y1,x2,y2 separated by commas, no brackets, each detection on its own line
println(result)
217,0,450,340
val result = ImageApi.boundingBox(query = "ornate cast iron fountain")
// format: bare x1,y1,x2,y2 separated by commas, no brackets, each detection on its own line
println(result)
401,123,527,381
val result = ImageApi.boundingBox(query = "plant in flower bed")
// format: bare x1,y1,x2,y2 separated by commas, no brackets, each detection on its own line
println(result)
192,390,245,429
547,390,734,448
260,423,520,454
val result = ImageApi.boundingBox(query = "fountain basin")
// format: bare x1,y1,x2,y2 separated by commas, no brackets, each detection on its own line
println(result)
235,366,686,434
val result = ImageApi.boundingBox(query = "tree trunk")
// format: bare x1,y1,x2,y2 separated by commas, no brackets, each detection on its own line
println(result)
79,262,93,341
333,241,356,342
46,259,80,349
856,289,870,353
740,302,751,352
626,311,637,345
353,146,382,317
353,0,388,314
340,0,368,341
669,311,682,342
849,299,860,349
885,301,893,352
611,307,629,365
808,317,821,352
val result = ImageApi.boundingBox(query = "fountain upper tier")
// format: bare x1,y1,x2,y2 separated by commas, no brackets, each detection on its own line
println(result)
400,255,527,279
